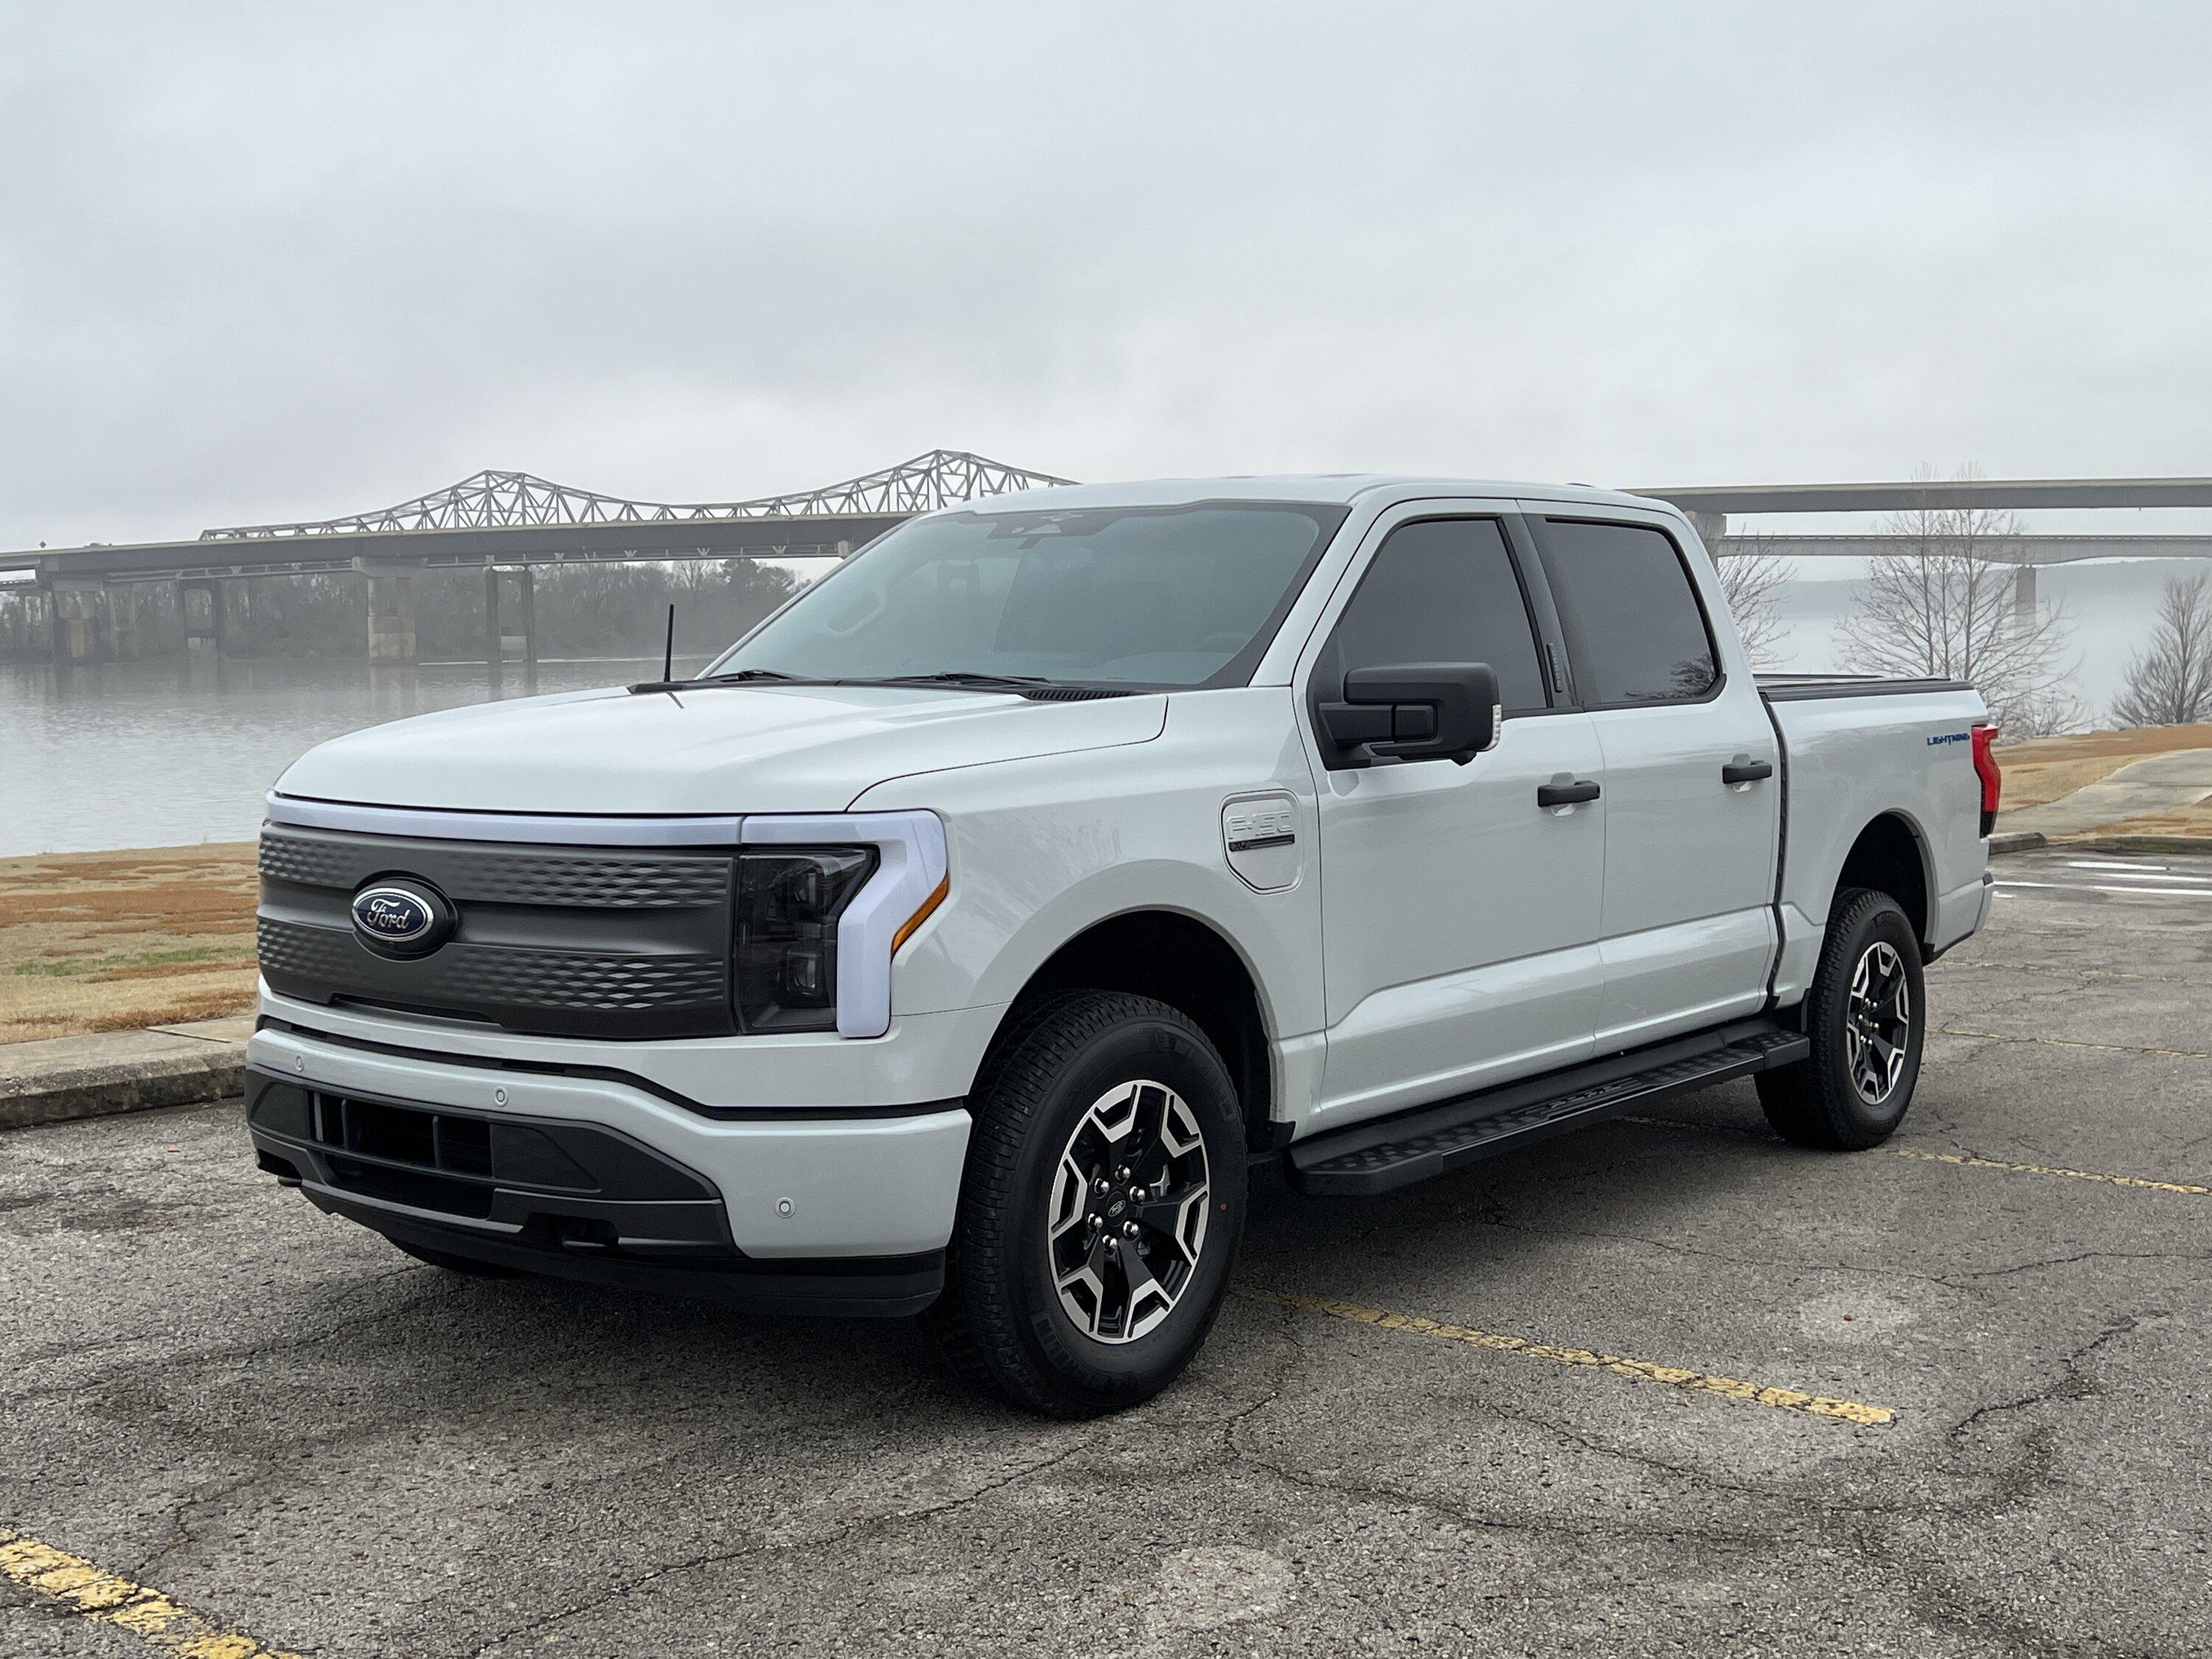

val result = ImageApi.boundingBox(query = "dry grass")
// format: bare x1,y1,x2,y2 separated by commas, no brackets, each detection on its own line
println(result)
0,843,258,1044
2064,801,2212,842
1997,722,2212,810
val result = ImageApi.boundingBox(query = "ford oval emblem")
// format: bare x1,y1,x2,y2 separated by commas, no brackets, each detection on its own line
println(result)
349,880,453,956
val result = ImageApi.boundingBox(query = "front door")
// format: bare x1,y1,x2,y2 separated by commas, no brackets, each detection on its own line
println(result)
1305,507,1607,1134
1524,509,1781,1051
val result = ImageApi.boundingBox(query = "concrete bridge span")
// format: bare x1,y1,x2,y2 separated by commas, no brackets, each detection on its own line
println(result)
7,465,2208,665
2,451,1067,665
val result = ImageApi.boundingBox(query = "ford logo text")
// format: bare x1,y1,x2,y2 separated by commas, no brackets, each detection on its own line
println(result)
349,881,453,956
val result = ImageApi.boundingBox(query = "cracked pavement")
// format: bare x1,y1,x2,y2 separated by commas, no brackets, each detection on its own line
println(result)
2,846,2208,1656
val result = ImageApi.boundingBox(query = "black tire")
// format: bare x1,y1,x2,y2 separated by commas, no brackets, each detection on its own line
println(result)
390,1237,523,1277
1756,887,1925,1150
926,990,1248,1417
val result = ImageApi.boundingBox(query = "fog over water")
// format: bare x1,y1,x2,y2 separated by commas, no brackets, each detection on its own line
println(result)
4,557,2202,858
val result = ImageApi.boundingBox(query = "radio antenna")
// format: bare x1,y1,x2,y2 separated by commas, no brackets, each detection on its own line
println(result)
627,602,690,695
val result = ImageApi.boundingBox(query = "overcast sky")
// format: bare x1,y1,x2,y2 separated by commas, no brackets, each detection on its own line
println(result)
4,1,2208,549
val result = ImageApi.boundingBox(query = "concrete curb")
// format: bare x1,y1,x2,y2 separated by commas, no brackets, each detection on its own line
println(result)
0,1018,252,1133
2053,833,2212,857
1988,832,2047,856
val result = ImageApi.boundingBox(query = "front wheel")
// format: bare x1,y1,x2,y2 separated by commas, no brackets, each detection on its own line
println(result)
927,991,1248,1416
1756,887,1926,1150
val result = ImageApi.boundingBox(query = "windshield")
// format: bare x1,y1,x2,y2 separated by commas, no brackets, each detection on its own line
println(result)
706,501,1347,689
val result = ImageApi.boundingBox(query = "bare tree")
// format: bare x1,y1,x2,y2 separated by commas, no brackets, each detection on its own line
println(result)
1837,470,2080,735
2111,571,2212,728
1711,533,1789,667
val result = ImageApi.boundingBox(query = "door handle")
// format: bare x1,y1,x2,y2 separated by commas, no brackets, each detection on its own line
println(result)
1537,779,1601,808
1722,757,1775,786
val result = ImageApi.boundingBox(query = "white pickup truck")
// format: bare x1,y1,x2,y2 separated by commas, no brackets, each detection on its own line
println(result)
247,476,2000,1414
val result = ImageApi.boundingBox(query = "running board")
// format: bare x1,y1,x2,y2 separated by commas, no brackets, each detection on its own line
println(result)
1287,1019,1809,1197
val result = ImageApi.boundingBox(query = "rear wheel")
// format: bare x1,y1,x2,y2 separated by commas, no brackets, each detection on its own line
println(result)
927,991,1247,1416
1757,887,1925,1150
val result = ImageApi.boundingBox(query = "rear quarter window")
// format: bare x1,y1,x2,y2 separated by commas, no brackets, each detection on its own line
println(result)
1540,519,1719,704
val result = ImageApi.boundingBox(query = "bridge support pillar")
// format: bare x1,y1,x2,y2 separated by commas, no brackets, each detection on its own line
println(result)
1686,509,1728,549
94,584,131,660
358,560,421,664
483,566,538,692
44,579,105,664
178,579,224,653
2013,563,2039,635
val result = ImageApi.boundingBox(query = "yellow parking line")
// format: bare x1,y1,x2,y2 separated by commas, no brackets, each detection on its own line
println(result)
1934,1025,2212,1061
0,1528,303,1659
1882,1146,2211,1197
1242,1288,1895,1426
1625,1114,2210,1197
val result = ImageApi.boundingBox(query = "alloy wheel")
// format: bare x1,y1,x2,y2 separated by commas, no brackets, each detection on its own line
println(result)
1844,939,1911,1106
1046,1079,1211,1344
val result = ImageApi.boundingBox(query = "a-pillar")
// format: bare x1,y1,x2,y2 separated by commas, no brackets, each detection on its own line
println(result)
44,579,105,664
358,558,422,664
2012,563,2039,634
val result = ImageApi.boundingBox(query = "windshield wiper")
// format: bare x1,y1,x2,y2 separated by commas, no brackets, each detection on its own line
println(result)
628,667,804,694
852,670,1139,700
866,670,1054,689
631,666,1138,700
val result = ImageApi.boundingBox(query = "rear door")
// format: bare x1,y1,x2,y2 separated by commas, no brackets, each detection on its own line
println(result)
1522,508,1780,1051
1301,504,1607,1133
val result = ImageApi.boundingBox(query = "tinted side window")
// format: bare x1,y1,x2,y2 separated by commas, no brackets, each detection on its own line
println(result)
1541,520,1718,703
1320,518,1548,712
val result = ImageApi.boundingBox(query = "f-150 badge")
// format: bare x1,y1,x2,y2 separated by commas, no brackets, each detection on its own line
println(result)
1222,793,1301,892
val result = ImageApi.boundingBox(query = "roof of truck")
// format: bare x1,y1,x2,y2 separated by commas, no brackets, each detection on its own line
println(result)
972,474,1673,515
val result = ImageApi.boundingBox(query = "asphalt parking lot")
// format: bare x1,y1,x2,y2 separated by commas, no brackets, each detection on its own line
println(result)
3,846,2208,1658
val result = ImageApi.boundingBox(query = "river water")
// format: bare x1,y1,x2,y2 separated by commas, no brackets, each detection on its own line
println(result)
2,560,2202,857
0,655,720,858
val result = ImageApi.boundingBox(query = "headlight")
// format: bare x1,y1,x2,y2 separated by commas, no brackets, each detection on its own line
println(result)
733,848,876,1032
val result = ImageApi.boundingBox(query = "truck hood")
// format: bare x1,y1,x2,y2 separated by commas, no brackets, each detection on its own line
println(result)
274,682,1169,817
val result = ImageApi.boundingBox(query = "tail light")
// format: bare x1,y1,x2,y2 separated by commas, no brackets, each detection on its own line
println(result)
1971,723,2001,838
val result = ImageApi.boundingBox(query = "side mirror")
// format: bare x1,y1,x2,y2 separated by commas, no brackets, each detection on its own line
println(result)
1321,662,1500,766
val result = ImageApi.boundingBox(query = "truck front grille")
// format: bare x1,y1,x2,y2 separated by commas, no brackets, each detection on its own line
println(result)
257,824,737,1040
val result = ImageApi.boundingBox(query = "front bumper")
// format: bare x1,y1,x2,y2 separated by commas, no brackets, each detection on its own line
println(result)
246,1023,972,1318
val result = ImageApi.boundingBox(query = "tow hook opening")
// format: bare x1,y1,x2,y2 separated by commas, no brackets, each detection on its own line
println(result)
548,1215,619,1251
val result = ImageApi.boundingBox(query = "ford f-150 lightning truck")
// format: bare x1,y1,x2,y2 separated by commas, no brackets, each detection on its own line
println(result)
246,476,2000,1415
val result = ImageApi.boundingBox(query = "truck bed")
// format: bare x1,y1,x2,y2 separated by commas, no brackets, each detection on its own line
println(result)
1757,673,1974,703
1759,675,1989,1003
